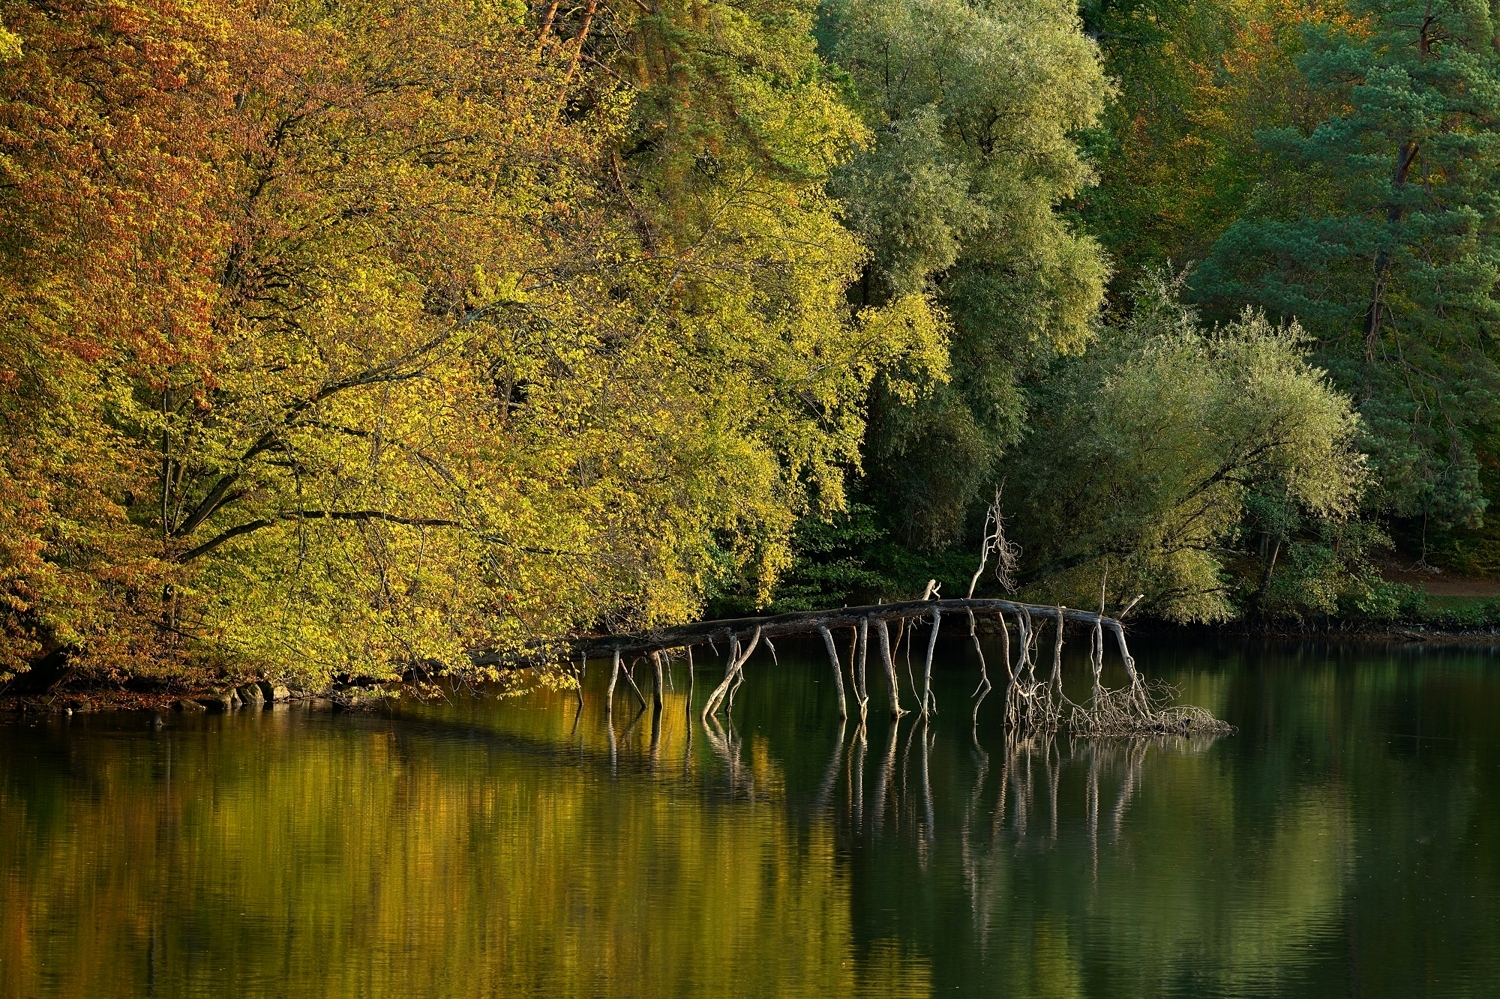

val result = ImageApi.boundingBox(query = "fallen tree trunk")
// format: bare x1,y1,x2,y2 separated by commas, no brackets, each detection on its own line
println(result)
474,597,1134,666
474,595,1230,737
475,487,1228,737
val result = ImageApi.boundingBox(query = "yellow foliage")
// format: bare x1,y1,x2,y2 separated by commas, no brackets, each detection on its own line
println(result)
0,0,943,682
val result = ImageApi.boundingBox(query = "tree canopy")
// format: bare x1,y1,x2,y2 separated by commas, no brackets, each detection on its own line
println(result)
7,0,1498,685
0,0,940,683
1006,273,1365,621
1194,0,1500,532
825,0,1112,547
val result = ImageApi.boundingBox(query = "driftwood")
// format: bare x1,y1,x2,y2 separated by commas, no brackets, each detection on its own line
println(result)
486,491,1229,737
500,598,1130,664
495,594,1228,737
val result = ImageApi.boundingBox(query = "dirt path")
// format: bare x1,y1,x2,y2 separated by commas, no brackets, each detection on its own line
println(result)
1377,561,1500,598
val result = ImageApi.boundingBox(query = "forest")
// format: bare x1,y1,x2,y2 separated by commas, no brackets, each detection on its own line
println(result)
1,0,1498,688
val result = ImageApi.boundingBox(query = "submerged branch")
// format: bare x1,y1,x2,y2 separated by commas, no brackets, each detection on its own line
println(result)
480,597,1135,666
479,596,1230,739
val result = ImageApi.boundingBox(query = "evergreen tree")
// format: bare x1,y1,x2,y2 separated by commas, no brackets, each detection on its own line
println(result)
1195,0,1500,530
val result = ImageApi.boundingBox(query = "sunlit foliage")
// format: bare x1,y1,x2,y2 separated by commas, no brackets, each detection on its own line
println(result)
824,0,1112,547
0,0,941,682
1007,273,1365,621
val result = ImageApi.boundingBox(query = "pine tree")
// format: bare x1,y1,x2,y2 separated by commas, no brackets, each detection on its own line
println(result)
1195,0,1500,529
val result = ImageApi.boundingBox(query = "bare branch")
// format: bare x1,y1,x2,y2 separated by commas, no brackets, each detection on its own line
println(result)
177,509,460,563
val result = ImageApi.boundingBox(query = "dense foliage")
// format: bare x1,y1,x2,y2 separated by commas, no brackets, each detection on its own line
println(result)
0,0,939,684
1006,273,1365,622
801,0,1500,626
4,0,1500,686
826,0,1111,547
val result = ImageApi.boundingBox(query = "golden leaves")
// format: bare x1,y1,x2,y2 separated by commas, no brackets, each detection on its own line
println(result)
1,0,921,681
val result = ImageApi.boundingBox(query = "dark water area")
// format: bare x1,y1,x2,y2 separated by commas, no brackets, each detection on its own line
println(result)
2,636,1499,998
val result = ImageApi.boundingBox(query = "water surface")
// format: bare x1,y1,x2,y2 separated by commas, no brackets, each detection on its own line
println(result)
2,636,1498,998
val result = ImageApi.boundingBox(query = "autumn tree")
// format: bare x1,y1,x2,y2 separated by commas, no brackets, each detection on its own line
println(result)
0,0,940,683
1079,0,1351,300
0,0,236,678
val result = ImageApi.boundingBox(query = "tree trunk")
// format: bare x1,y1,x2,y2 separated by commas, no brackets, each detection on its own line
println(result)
605,648,620,711
1364,140,1419,360
876,618,905,718
921,608,941,717
819,625,848,720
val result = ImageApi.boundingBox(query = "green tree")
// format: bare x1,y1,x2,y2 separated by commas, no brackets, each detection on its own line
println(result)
822,0,1112,547
1004,273,1365,621
1194,0,1500,532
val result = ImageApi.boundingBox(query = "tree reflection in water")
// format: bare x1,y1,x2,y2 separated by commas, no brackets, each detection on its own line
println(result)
3,639,1499,998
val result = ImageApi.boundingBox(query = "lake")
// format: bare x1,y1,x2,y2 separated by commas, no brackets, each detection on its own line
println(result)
2,635,1498,998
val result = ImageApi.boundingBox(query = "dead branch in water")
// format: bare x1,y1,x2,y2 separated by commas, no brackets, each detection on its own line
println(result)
486,597,1135,665
484,487,1228,737
487,593,1228,737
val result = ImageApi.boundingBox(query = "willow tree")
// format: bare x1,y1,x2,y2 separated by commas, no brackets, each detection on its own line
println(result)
1005,274,1365,621
821,0,1112,547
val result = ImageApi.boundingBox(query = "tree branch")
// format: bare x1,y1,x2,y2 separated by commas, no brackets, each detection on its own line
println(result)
176,510,460,563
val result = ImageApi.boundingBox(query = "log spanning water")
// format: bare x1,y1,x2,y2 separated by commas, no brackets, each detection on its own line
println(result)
495,597,1231,738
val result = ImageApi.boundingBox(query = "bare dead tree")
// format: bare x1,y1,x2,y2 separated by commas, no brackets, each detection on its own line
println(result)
541,591,1226,736
921,607,941,719
509,490,1227,737
818,625,849,721
967,487,1021,599
876,617,906,719
700,626,760,721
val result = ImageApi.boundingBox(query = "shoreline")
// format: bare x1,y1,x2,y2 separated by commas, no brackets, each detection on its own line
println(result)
6,621,1500,718
0,681,397,719
1127,620,1500,646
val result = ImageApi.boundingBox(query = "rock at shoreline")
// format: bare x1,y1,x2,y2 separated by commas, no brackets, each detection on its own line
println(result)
260,682,290,702
176,699,207,713
238,683,265,706
197,690,238,712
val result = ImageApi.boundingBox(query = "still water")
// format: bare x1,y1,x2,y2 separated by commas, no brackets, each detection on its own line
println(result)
2,636,1498,998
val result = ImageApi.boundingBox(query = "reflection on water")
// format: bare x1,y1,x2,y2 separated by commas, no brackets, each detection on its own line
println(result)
1,637,1499,998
